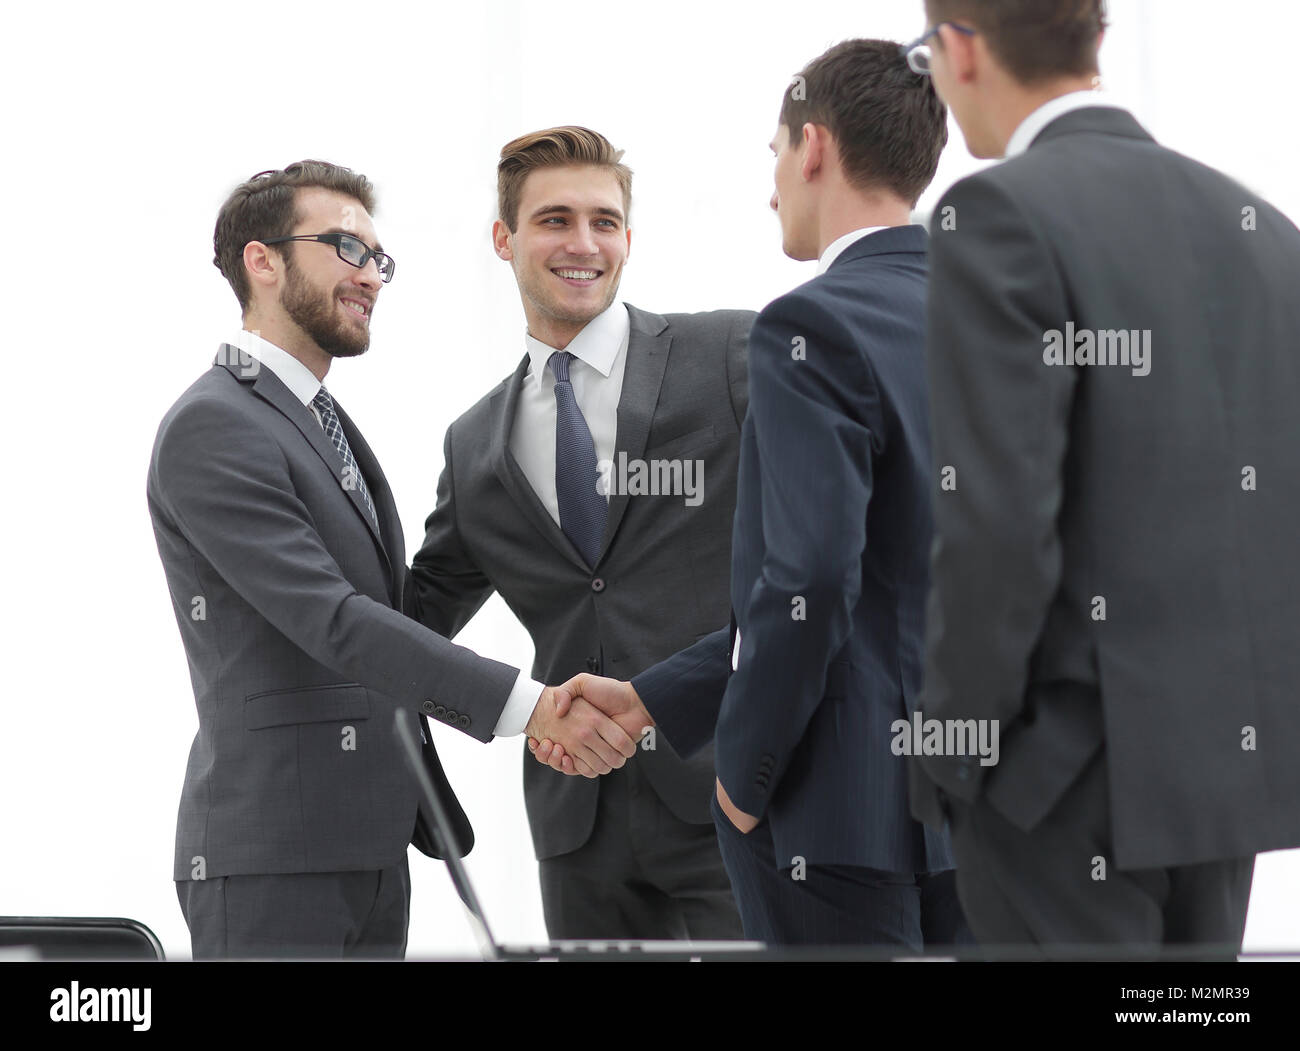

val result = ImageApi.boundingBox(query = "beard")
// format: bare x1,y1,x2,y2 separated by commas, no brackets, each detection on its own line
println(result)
280,256,369,359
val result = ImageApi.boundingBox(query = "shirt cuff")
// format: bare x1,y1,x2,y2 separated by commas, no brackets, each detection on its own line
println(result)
493,671,546,738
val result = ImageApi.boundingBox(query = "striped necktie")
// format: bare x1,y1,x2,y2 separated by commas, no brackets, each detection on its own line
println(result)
311,387,378,528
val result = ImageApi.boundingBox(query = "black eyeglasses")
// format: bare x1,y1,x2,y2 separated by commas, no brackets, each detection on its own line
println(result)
900,22,976,75
261,232,396,282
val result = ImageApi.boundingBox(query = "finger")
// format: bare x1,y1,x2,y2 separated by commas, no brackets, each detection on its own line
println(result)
574,737,615,775
527,737,539,753
572,753,598,778
578,727,624,772
534,739,555,762
593,715,637,760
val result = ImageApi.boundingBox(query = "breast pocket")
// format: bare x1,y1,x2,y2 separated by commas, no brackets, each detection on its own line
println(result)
643,423,717,462
244,683,372,729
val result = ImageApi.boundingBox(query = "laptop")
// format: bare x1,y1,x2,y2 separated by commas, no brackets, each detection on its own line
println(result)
393,709,767,961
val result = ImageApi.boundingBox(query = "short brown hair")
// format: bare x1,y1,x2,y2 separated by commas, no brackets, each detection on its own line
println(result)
213,160,376,311
779,39,948,208
925,0,1108,84
497,126,633,233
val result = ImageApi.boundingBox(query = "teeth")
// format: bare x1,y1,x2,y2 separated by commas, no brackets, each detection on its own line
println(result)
342,299,368,316
555,269,599,280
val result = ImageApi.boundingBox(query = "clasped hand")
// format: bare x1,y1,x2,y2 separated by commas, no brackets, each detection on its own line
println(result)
525,674,653,777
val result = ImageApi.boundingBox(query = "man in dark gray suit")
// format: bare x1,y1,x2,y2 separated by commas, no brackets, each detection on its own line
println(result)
906,0,1300,950
407,127,750,938
147,160,637,958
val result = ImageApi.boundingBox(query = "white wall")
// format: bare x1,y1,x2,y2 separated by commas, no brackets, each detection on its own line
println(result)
1,0,1296,958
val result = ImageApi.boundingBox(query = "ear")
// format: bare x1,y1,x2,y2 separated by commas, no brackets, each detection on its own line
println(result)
800,122,827,183
623,225,632,262
492,218,514,262
243,240,280,292
940,23,979,84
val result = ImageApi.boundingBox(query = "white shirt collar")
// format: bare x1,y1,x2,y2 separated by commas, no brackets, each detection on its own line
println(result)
1004,88,1124,159
817,227,889,275
524,300,630,389
229,328,323,406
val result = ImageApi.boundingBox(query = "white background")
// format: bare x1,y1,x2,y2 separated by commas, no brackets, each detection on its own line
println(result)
2,0,1297,959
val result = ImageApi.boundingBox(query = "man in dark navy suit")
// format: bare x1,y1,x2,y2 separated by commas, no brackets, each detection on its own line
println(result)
532,39,971,947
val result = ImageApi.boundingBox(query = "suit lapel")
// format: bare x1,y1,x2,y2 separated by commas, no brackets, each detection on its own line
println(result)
215,345,395,595
597,304,671,562
490,355,590,572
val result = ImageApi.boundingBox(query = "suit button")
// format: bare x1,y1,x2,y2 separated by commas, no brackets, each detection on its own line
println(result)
591,578,605,592
445,708,459,720
434,705,447,718
457,714,471,729
421,700,435,714
586,657,600,673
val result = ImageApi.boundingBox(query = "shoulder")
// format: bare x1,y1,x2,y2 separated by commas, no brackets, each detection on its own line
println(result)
153,366,258,453
631,303,757,341
446,365,521,441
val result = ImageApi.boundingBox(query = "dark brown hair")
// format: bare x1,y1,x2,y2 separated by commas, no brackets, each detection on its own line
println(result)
925,0,1108,84
213,160,376,311
780,38,948,207
498,126,632,232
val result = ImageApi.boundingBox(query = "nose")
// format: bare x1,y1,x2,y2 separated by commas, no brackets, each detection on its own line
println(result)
353,257,383,292
566,223,599,257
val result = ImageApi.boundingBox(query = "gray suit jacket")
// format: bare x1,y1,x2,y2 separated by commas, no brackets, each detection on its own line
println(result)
912,106,1300,870
408,303,752,860
148,348,518,881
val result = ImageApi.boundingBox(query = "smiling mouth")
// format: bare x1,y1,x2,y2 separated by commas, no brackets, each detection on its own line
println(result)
552,267,602,284
340,297,371,321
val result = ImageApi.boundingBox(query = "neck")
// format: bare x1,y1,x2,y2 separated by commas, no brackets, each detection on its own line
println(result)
815,188,912,259
989,73,1101,156
243,311,331,381
524,310,597,352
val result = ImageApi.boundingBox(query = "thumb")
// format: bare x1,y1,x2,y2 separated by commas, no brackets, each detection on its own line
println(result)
553,685,573,718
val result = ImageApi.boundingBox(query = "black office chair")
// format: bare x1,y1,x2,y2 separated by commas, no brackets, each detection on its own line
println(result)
0,917,165,960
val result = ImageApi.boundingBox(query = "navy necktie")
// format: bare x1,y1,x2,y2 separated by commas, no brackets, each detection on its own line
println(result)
549,351,607,567
311,387,378,529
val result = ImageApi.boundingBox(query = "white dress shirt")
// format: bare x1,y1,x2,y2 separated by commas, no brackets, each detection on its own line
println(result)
231,329,545,738
817,226,890,275
1004,88,1123,158
509,299,631,525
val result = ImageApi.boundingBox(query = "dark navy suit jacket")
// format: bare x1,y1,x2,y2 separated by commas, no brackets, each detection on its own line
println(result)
632,225,954,873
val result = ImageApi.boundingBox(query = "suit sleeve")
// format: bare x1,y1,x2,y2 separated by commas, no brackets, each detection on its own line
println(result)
151,396,517,742
405,424,497,638
915,173,1077,812
631,627,732,758
714,292,879,819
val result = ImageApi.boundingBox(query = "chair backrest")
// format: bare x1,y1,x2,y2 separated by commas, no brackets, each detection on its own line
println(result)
0,917,164,960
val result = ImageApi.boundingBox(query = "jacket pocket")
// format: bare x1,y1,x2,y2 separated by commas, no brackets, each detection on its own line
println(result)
244,683,371,730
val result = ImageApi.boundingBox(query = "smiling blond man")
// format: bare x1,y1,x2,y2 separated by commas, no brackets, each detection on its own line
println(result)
407,128,753,939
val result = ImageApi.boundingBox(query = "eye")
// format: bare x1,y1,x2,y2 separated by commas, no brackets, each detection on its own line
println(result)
596,219,618,228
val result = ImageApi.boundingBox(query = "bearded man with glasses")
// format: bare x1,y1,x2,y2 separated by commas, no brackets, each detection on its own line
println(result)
145,160,637,958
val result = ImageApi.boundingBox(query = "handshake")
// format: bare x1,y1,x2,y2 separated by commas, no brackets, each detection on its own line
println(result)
523,674,654,777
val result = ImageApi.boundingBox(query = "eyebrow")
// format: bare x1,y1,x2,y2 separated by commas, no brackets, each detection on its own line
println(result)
321,225,384,255
528,204,625,225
